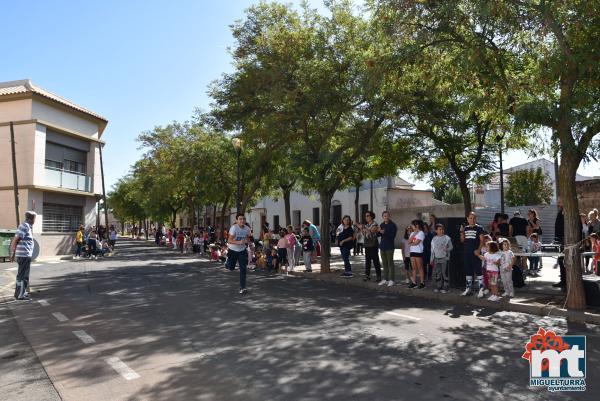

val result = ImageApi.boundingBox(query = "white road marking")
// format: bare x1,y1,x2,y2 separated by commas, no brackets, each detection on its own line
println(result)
384,311,422,321
72,330,95,344
52,312,69,322
32,264,42,267
4,267,18,271
106,357,140,380
48,261,61,264
38,299,50,306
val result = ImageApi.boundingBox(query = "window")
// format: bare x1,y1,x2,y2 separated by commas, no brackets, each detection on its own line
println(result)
64,159,86,175
360,204,369,223
45,142,87,175
42,203,83,233
45,159,63,170
312,208,320,225
292,210,301,227
273,215,280,232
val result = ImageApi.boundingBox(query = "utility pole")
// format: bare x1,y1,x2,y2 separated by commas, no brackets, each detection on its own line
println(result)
99,144,109,232
10,122,20,226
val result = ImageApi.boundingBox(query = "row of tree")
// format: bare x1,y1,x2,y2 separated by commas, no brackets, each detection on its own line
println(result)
110,0,600,309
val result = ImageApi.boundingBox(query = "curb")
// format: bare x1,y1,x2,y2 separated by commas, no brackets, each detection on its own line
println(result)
290,271,600,325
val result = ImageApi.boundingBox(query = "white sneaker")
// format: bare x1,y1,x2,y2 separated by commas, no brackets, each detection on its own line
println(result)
483,289,490,295
489,295,500,302
387,280,395,287
378,280,387,286
509,292,515,297
487,294,496,300
501,292,509,297
477,288,485,298
461,288,472,296
433,289,440,293
440,289,448,294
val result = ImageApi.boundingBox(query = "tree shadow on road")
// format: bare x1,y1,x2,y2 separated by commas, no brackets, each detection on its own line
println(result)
11,240,600,401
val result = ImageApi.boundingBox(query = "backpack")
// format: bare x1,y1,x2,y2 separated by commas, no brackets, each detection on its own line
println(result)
512,265,526,288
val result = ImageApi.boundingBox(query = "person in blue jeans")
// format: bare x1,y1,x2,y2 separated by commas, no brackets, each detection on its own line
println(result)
337,215,355,278
227,213,252,294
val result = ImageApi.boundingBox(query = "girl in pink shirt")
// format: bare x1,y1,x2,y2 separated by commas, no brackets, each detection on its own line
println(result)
285,225,297,272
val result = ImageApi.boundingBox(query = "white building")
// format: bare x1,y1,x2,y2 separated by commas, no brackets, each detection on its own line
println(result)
0,80,108,257
478,158,594,208
242,176,445,233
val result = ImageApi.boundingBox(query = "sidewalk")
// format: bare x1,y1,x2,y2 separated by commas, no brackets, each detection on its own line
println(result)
288,250,600,325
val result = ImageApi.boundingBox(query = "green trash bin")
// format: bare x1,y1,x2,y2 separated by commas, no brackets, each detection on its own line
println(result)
0,230,17,262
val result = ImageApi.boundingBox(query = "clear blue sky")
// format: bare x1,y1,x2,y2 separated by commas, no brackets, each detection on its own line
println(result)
2,0,597,191
0,0,324,189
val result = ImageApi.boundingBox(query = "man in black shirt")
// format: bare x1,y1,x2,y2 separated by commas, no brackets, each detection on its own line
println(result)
460,212,484,296
509,211,528,250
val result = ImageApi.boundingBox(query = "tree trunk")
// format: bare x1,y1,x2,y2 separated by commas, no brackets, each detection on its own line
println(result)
171,209,177,229
559,152,586,310
212,204,217,228
283,188,292,227
144,219,148,240
319,190,333,273
219,196,230,237
457,176,472,216
354,184,360,224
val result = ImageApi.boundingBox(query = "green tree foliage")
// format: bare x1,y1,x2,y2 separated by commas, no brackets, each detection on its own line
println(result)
505,168,553,207
210,2,404,271
373,0,600,309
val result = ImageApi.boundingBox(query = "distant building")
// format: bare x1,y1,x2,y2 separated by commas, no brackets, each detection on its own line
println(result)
477,158,596,208
239,176,444,233
0,80,108,257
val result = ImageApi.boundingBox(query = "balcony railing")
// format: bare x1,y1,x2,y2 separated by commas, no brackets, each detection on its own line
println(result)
44,167,92,192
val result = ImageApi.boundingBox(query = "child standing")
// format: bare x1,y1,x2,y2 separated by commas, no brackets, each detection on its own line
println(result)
480,241,502,301
408,220,426,289
527,233,542,277
267,248,279,274
277,230,289,274
176,231,185,253
400,226,413,284
285,226,297,272
301,227,314,272
500,239,515,297
479,234,493,298
430,224,453,293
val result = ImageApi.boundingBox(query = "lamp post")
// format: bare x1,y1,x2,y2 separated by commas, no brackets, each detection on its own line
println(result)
232,137,243,213
496,134,505,214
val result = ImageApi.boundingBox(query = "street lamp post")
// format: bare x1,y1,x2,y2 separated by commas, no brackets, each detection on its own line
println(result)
496,134,505,214
232,138,243,213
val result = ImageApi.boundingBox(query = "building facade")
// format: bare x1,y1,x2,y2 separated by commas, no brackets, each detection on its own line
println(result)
477,158,595,208
0,80,108,257
239,176,445,234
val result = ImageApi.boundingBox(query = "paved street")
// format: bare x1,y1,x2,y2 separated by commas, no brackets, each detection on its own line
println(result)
1,239,599,401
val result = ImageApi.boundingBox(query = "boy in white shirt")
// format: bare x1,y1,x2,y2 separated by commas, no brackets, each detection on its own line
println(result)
430,224,453,293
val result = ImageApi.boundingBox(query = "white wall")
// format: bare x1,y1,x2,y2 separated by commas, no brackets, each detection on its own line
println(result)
243,186,409,232
32,99,99,138
32,123,46,186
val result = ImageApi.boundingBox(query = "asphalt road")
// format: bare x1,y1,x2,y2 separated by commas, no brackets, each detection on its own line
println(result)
1,239,599,401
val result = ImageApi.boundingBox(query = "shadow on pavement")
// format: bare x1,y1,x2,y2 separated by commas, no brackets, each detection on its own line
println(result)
10,239,600,401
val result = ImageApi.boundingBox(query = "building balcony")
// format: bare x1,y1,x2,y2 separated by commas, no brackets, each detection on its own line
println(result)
44,167,92,192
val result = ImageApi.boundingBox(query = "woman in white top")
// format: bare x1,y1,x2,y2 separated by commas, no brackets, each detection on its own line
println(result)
408,219,426,289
